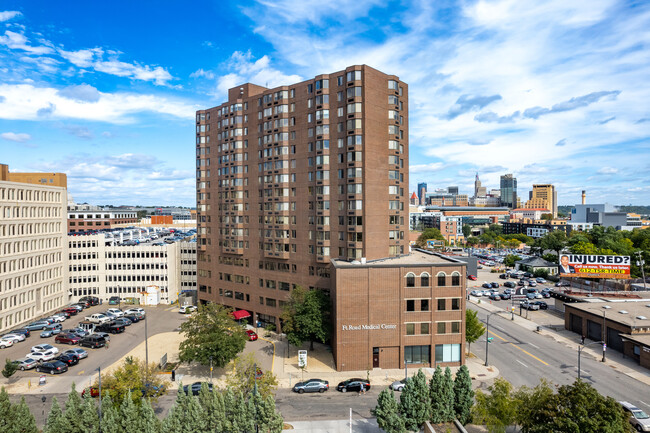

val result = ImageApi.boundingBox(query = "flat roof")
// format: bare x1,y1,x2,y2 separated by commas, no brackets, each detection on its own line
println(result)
565,301,650,328
332,249,465,268
620,334,650,346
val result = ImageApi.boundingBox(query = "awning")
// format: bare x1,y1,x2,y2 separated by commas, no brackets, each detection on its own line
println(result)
232,310,251,320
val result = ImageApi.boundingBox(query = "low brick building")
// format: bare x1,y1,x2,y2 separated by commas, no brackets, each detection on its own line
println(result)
331,250,466,371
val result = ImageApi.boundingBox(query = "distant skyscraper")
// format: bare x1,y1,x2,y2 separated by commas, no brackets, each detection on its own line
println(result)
474,173,486,198
525,184,557,217
448,186,459,195
500,174,517,208
417,182,427,205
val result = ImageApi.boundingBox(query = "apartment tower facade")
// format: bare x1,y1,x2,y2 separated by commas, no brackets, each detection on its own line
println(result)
196,65,409,329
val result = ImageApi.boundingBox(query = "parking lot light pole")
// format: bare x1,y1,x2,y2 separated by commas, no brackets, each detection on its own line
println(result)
145,310,149,378
97,366,102,433
578,341,604,380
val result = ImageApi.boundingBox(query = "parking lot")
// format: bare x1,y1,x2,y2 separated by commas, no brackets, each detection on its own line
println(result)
0,303,186,394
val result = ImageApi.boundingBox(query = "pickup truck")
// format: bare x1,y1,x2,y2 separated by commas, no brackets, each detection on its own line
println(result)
85,314,111,324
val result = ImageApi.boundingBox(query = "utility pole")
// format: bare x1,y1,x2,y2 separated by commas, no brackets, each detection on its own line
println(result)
636,251,647,291
602,309,607,362
98,366,102,433
145,310,149,378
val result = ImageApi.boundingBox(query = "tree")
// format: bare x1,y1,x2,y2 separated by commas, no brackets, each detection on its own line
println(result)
94,357,166,406
1,359,17,378
473,378,518,433
118,391,140,433
416,228,445,248
198,383,226,433
372,388,406,433
79,393,99,433
503,254,521,268
462,224,471,238
465,309,485,355
540,213,553,220
251,387,284,433
225,352,278,399
179,303,247,367
100,395,121,433
429,366,446,423
63,383,85,433
542,253,558,264
44,397,66,433
280,286,330,350
466,236,480,247
453,365,474,425
399,369,430,431
9,397,38,433
162,384,205,433
537,230,567,257
135,398,160,433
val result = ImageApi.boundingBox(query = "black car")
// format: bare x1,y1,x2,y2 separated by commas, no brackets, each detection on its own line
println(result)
337,378,370,393
500,292,511,300
183,382,213,396
114,318,132,327
499,274,508,279
555,281,570,287
56,353,79,367
79,296,99,306
9,328,30,338
490,282,499,288
482,283,491,289
293,379,329,394
532,301,548,310
108,296,121,305
79,335,107,348
123,314,141,323
36,361,68,375
95,323,125,334
504,281,516,288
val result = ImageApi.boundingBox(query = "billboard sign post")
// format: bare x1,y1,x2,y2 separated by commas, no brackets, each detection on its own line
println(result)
559,254,630,279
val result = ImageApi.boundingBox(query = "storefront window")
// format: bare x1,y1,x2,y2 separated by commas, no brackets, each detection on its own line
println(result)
405,345,430,364
435,344,461,363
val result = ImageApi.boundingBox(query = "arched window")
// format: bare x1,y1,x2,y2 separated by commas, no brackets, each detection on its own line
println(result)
451,271,461,286
437,272,446,287
420,272,430,287
406,272,415,287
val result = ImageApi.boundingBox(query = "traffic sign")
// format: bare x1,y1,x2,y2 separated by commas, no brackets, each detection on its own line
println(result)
298,350,307,368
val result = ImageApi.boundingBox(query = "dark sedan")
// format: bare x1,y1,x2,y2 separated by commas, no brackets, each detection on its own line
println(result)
55,333,81,345
532,301,548,310
36,361,68,375
114,318,132,327
488,293,502,301
336,378,370,393
123,314,141,323
9,329,30,338
293,379,329,394
183,382,213,396
56,353,79,367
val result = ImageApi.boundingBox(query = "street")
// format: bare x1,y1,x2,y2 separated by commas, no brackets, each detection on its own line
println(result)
469,303,650,410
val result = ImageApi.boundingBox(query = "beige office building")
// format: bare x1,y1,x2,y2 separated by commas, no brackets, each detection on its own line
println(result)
0,164,68,333
525,184,557,217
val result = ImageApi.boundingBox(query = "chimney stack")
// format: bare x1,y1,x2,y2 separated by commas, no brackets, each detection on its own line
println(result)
581,190,586,205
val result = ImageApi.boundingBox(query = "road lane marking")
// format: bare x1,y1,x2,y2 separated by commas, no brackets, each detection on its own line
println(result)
528,343,540,349
259,336,276,373
77,370,85,375
639,401,650,409
516,359,528,368
488,329,549,366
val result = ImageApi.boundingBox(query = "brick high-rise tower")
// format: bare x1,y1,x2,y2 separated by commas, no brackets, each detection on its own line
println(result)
195,65,409,330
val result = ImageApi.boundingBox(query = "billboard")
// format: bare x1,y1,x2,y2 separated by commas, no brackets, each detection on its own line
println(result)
558,254,630,279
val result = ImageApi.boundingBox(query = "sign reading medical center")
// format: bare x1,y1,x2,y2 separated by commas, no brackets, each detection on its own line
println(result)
342,324,397,331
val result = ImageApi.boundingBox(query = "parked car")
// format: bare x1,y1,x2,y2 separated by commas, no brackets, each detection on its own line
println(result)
56,353,79,367
114,318,132,327
183,382,213,396
79,296,100,306
499,274,508,280
105,308,124,318
518,280,527,286
9,329,30,338
529,281,537,287
29,349,58,362
470,290,482,297
0,338,14,349
31,344,58,354
541,291,551,298
504,281,516,288
2,333,25,343
520,301,540,311
536,277,546,284
337,378,370,393
95,323,125,334
40,324,62,338
67,304,83,312
108,296,121,305
619,401,650,432
489,293,502,301
467,275,477,281
63,348,88,359
179,305,198,314
36,360,68,375
532,301,548,310
79,335,107,349
49,315,66,323
293,379,329,393
55,333,81,345
25,321,51,331
12,357,38,371
246,330,258,341
555,281,570,287
500,292,511,300
490,282,500,288
62,308,79,316
94,332,111,342
390,378,408,392
123,314,141,323
482,283,491,289
62,328,88,338
123,307,145,316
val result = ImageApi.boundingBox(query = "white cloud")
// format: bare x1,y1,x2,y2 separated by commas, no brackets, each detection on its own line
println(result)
410,162,446,173
0,30,54,55
0,83,197,123
1,132,31,142
0,11,22,22
597,167,618,175
57,84,101,102
190,68,215,79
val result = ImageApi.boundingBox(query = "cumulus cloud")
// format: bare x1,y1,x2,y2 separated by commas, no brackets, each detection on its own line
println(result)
444,94,502,119
474,110,520,123
0,30,54,55
522,91,621,119
57,84,101,102
410,162,446,173
105,153,158,169
1,132,31,142
190,68,215,79
0,11,22,22
597,167,618,175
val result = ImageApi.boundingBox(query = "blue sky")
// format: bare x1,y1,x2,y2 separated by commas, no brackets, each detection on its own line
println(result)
1,0,648,206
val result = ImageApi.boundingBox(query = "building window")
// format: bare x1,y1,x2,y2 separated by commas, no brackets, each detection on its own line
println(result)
451,322,460,334
451,298,460,310
421,323,430,335
406,323,415,335
437,299,446,311
421,299,429,311
406,273,415,287
451,272,460,286
437,273,446,287
405,345,430,364
435,344,461,363
406,300,415,312
421,273,430,287
437,322,445,334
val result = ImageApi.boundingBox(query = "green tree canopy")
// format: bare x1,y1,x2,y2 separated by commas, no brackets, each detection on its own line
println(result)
92,357,167,406
462,224,472,238
1,359,17,378
503,254,521,268
416,228,445,248
280,286,331,350
179,303,247,367
399,369,430,431
454,365,474,425
465,309,485,355
225,352,278,399
473,377,518,433
372,388,406,433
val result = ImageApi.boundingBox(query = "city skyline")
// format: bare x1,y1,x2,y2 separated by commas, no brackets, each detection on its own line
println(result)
1,1,649,205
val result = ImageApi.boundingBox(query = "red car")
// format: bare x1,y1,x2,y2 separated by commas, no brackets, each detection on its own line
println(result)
467,275,477,281
62,308,78,316
81,386,100,398
55,334,81,345
245,330,258,341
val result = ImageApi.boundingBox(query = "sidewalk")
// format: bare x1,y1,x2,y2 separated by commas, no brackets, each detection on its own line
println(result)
469,296,650,387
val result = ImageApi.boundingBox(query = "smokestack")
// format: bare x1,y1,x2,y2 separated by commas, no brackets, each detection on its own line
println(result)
581,190,586,205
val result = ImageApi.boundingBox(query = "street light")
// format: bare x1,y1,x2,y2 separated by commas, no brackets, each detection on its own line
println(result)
589,306,609,362
485,311,505,367
97,366,102,433
635,251,647,291
578,341,604,380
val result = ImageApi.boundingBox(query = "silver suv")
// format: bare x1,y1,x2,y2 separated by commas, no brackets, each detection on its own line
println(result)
620,401,650,432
